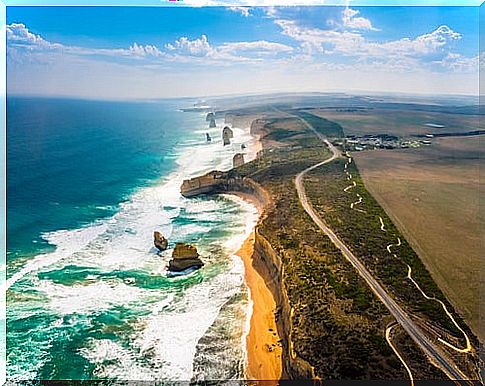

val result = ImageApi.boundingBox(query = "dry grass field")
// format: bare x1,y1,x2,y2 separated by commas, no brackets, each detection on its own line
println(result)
313,108,481,137
354,136,483,341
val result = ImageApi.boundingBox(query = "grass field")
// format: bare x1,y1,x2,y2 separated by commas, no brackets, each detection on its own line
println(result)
312,108,482,137
354,136,483,342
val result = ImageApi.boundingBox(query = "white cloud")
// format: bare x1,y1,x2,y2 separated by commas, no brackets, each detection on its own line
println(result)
164,34,293,63
220,40,293,54
365,25,462,57
7,23,45,45
342,8,378,31
436,52,478,72
276,19,463,61
228,6,251,17
128,43,164,58
165,34,214,57
275,19,364,54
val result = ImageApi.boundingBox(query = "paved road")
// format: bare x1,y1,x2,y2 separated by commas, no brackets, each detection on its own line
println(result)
293,117,468,381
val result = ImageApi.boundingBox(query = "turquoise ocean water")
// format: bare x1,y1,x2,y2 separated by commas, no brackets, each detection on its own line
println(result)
6,97,258,381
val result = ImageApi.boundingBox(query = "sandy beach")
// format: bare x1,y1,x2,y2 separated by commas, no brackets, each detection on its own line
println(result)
230,119,282,380
237,229,282,381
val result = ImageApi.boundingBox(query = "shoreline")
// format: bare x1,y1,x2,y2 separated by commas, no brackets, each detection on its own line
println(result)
236,229,282,381
231,119,282,381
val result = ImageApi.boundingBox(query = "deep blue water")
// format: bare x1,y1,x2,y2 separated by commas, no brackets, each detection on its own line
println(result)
7,97,188,259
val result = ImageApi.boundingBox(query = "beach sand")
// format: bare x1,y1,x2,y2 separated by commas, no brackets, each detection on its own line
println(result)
236,231,282,381
231,119,281,381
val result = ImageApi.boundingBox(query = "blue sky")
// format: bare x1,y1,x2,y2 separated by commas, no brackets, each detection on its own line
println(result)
6,5,481,99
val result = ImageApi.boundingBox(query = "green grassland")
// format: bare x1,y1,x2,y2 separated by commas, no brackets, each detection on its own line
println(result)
231,114,449,379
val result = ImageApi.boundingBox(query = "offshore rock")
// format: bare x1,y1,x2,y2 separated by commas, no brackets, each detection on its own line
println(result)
206,112,215,122
222,126,233,146
154,231,168,251
233,153,245,168
222,126,234,139
209,118,217,128
168,243,204,272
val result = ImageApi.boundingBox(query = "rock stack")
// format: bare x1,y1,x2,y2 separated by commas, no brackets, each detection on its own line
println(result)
154,231,168,251
233,153,245,168
222,126,234,146
168,243,204,272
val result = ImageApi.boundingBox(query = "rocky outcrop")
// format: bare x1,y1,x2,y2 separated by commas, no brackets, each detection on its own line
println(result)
222,126,234,146
181,170,226,198
154,231,168,251
209,118,217,128
168,243,204,272
233,153,245,168
181,171,269,207
206,112,215,122
223,126,234,139
206,133,212,142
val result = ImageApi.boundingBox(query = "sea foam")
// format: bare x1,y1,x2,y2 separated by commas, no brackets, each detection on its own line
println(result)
7,115,261,381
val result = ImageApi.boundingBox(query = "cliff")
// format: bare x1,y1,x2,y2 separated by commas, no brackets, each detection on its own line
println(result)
252,228,316,379
180,171,314,379
181,171,269,209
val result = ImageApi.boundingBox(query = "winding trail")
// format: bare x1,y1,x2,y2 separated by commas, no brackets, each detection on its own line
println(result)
379,216,386,232
386,322,415,386
381,221,471,354
291,114,469,381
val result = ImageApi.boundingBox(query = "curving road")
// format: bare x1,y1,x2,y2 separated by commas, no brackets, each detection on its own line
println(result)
292,116,469,381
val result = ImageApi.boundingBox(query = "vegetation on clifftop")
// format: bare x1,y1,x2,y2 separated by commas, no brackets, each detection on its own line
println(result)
227,111,449,379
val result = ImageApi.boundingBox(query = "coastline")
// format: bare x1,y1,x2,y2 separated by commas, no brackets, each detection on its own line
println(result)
231,120,282,381
236,230,282,381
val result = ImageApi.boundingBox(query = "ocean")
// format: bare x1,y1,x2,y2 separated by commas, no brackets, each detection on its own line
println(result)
6,97,259,381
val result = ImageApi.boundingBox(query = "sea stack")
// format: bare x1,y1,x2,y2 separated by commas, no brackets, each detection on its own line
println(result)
168,243,204,272
154,231,168,251
209,118,216,128
205,112,215,122
222,126,234,146
233,153,245,168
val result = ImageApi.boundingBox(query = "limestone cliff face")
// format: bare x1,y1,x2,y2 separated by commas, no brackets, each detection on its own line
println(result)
250,119,267,137
181,171,226,198
181,171,268,206
180,172,315,379
253,229,316,379
169,243,204,272
232,153,245,168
